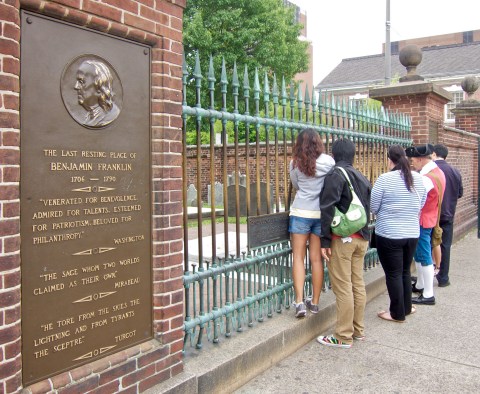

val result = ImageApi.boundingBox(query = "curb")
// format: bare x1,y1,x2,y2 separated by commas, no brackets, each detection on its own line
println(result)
146,264,386,394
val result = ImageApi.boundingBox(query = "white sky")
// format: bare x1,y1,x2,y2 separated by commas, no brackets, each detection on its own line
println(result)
291,0,480,85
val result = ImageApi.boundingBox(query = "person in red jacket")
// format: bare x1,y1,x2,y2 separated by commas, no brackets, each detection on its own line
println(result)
405,144,446,305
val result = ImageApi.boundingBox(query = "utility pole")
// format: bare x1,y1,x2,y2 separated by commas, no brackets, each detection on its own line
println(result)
385,0,391,85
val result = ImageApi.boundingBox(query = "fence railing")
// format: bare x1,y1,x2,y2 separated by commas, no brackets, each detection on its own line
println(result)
182,53,412,350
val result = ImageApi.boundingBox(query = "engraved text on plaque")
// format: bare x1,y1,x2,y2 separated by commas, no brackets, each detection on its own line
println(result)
20,12,152,385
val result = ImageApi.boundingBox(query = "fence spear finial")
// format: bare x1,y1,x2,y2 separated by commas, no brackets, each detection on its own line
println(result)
272,74,279,105
208,55,216,83
194,51,202,81
304,84,310,107
263,71,270,103
220,57,228,94
232,61,239,88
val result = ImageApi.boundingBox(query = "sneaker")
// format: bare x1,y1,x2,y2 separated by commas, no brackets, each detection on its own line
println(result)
317,335,351,349
293,302,306,318
305,297,319,314
438,281,450,287
353,335,366,341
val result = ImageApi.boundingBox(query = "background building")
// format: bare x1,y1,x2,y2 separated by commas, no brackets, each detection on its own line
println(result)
317,29,480,123
285,0,313,89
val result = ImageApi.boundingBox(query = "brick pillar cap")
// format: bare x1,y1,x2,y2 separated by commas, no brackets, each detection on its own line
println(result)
369,81,452,103
452,104,480,114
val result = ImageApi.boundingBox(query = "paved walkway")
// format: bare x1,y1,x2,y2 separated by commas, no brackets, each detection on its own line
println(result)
235,230,480,393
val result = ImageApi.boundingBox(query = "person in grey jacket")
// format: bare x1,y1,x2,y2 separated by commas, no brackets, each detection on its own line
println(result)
289,128,335,318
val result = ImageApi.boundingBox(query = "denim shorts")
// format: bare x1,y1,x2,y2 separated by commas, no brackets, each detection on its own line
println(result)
414,226,433,266
289,215,322,237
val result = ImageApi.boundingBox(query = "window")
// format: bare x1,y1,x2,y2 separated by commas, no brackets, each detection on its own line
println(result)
391,41,399,55
463,31,473,44
349,93,368,109
284,1,300,23
348,93,368,128
445,90,464,122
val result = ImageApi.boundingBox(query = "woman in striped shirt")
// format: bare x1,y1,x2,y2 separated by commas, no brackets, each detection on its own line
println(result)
371,145,427,322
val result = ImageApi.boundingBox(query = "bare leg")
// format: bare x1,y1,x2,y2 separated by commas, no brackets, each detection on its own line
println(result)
291,233,309,304
308,233,323,305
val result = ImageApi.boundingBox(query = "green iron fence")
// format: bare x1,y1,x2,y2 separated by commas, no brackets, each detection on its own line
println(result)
182,53,412,350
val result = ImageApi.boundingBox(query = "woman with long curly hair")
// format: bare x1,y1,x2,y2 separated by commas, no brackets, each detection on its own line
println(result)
289,128,335,318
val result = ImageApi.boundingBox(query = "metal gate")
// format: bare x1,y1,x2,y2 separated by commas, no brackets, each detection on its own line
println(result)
181,53,412,349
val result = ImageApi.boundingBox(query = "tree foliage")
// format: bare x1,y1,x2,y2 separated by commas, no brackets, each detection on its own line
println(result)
183,0,309,99
183,0,310,143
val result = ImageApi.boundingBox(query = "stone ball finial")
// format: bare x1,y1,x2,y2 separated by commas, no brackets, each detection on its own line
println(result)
399,44,424,82
461,75,480,99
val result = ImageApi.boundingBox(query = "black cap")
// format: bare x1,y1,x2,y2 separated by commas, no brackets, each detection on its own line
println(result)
405,144,434,158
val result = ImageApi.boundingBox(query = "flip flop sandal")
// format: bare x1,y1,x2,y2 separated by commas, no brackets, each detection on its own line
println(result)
377,310,405,323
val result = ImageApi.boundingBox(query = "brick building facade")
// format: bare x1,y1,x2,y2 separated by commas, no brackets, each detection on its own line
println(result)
0,0,186,392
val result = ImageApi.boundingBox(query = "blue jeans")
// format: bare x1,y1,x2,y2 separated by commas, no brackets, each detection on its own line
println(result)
289,216,322,237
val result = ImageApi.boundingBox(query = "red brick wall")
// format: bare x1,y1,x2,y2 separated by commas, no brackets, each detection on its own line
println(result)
1,1,22,392
186,143,293,203
454,108,480,133
186,140,390,207
377,92,448,144
0,0,185,392
437,128,478,238
382,29,480,53
379,94,430,142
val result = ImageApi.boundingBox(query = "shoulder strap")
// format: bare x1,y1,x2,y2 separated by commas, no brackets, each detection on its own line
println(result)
336,166,369,211
428,172,443,226
336,167,353,190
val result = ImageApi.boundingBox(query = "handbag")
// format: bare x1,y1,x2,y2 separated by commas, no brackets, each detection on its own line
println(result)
430,173,443,248
432,225,443,248
331,167,367,237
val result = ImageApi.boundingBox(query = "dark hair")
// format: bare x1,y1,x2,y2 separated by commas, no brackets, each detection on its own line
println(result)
388,145,414,191
331,138,355,164
292,128,324,177
433,144,448,159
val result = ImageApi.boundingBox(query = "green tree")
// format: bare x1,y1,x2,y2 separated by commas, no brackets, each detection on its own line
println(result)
184,0,308,81
183,0,309,111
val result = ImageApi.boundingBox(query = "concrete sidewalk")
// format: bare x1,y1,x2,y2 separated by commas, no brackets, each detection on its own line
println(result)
147,230,480,394
236,230,480,393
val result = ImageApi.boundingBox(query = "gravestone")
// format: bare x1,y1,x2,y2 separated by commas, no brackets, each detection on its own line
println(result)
207,181,224,206
227,182,273,217
227,171,247,187
187,184,198,206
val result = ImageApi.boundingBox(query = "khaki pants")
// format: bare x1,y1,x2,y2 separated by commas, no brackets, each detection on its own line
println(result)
327,237,368,344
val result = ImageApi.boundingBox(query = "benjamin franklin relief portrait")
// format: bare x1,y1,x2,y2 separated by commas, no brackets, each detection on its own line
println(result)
61,55,123,128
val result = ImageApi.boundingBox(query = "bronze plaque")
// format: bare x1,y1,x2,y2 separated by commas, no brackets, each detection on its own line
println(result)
247,212,290,249
20,12,152,385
